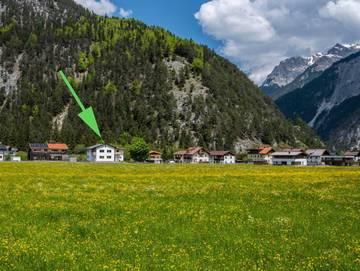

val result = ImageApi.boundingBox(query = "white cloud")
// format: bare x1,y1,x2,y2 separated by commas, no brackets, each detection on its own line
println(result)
196,0,360,84
320,0,360,30
74,0,117,16
119,8,133,18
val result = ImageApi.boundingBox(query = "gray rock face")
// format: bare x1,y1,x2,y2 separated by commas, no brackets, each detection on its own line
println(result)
276,51,360,150
261,57,310,96
262,43,360,100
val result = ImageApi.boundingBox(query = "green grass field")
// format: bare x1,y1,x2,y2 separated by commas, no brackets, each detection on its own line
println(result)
0,163,359,270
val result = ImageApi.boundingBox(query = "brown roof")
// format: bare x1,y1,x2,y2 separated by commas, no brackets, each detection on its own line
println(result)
344,150,360,156
175,147,209,156
149,151,162,155
306,149,330,156
259,147,274,155
48,143,69,150
210,151,234,156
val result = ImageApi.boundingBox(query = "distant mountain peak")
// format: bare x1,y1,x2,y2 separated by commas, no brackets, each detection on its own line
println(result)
261,42,360,99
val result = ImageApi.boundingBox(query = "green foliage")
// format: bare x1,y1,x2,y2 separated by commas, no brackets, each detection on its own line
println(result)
192,57,204,73
129,137,150,162
73,144,86,155
0,0,320,151
77,51,94,72
104,81,118,94
16,151,28,161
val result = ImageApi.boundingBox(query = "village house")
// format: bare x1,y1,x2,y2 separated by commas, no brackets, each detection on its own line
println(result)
115,147,125,162
174,147,210,163
344,150,360,162
28,143,48,161
247,147,274,164
209,151,236,164
0,144,18,161
306,149,330,166
322,155,355,166
271,150,308,166
86,144,124,162
47,143,69,161
0,145,6,162
148,151,163,164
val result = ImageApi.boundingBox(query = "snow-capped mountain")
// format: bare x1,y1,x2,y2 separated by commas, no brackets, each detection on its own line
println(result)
262,43,360,99
276,51,360,150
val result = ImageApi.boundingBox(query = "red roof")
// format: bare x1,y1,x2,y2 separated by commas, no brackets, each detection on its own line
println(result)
259,147,274,155
48,143,69,150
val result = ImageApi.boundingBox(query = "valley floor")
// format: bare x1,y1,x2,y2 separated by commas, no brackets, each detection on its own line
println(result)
0,163,359,270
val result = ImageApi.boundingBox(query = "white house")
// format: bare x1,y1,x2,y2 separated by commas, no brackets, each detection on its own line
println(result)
344,150,360,162
306,149,330,166
148,151,163,164
86,144,124,162
174,147,210,163
271,151,308,166
115,148,125,162
247,147,274,164
0,144,18,162
210,151,236,164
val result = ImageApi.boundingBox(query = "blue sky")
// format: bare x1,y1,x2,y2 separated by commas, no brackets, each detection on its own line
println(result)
111,0,220,49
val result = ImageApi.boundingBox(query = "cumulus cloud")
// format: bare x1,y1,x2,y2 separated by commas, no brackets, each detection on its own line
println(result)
74,0,117,16
196,0,360,84
320,0,360,30
119,8,133,18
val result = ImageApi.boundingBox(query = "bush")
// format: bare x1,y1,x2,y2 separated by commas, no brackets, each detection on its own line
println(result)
16,151,28,161
129,137,149,162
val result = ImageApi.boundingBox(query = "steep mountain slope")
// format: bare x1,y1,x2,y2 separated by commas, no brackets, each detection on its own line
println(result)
276,52,360,149
0,0,321,151
261,56,312,97
262,43,360,100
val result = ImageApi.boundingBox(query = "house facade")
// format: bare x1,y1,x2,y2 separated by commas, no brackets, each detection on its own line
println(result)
247,147,274,164
174,147,210,163
210,151,236,164
0,144,18,161
344,150,360,162
87,144,124,162
306,149,330,166
48,143,69,161
271,151,308,166
28,143,48,160
323,155,355,166
148,151,163,164
115,148,125,162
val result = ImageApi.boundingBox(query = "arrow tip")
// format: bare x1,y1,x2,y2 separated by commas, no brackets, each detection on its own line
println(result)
78,107,102,139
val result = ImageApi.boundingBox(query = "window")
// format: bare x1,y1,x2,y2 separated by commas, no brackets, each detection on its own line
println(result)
100,150,105,153
100,156,104,159
107,150,112,153
107,156,112,159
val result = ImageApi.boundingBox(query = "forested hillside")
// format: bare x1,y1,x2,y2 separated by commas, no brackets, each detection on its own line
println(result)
0,0,321,152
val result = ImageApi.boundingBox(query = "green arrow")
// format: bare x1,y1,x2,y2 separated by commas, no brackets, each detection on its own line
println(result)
59,70,102,139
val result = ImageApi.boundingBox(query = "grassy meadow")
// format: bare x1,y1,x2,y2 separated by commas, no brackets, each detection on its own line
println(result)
0,163,359,270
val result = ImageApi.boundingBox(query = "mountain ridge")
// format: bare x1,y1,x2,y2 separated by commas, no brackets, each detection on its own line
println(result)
262,43,360,100
276,51,360,150
0,0,322,151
